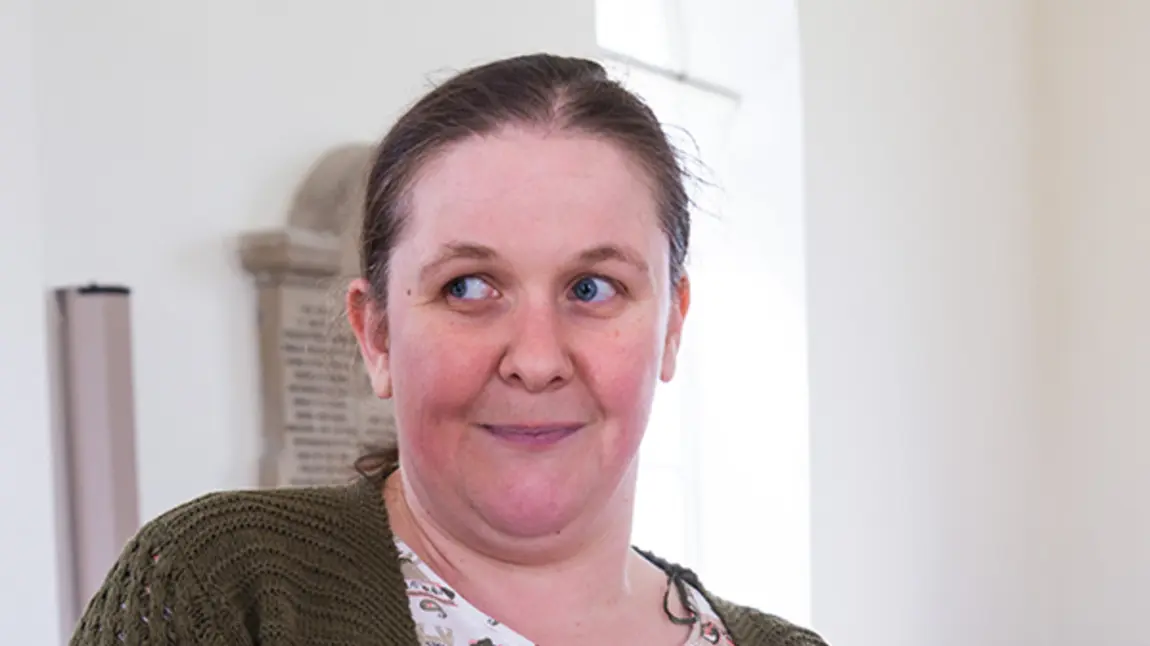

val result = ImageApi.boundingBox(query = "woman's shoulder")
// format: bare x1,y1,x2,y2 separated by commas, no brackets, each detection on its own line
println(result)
707,596,830,646
128,479,390,578
70,480,402,644
146,481,374,542
635,547,828,646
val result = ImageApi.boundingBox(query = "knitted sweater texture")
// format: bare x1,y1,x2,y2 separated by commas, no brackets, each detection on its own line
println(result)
69,476,828,646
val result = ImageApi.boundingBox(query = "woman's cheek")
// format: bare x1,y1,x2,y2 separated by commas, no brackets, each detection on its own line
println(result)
580,326,662,416
389,317,490,422
390,320,493,467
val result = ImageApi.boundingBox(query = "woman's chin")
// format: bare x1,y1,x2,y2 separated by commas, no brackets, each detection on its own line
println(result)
468,473,594,541
480,506,574,541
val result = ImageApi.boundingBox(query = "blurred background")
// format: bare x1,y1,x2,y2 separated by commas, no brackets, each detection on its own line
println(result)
2,1,1148,645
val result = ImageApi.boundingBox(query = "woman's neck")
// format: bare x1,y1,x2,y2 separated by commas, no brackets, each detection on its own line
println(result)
382,469,678,643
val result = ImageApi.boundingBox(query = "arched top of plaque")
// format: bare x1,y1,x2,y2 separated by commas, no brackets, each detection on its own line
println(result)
240,143,375,280
287,143,374,238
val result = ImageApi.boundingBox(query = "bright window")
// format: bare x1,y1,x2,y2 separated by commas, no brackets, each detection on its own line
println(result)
597,0,811,623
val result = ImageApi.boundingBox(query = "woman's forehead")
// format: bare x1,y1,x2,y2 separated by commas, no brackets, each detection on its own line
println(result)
401,128,664,256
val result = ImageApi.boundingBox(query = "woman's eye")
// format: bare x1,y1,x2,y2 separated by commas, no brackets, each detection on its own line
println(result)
445,276,497,301
570,276,617,303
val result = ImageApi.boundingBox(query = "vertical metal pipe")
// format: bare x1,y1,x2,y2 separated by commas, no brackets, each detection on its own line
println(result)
52,284,140,622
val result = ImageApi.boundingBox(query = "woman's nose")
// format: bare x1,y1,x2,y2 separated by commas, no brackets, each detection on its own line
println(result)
497,303,575,393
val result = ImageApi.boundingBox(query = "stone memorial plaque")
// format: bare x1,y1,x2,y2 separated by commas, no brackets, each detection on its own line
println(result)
240,143,395,487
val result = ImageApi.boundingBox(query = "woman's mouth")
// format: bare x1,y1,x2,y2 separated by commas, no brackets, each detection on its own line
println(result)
479,423,583,447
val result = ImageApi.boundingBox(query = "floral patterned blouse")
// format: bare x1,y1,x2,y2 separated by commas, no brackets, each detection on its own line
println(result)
397,539,735,646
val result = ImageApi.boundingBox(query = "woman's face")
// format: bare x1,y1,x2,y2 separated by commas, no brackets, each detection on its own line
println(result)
350,126,688,547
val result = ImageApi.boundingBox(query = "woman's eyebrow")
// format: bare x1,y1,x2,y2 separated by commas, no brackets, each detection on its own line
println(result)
418,242,650,281
419,242,498,282
576,244,650,274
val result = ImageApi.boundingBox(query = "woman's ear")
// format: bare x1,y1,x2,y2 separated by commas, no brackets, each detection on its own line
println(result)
660,274,691,383
346,278,392,399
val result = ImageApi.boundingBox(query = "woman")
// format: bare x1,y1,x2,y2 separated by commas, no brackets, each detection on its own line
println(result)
70,53,827,646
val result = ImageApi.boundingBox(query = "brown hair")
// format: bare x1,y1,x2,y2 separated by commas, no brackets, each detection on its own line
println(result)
354,52,691,478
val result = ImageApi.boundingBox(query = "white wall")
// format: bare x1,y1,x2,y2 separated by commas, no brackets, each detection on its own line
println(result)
4,0,593,638
800,3,1048,645
804,2,1150,645
0,2,65,643
29,0,594,523
1037,3,1150,644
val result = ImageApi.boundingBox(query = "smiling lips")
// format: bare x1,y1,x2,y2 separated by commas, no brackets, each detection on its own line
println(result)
480,423,583,446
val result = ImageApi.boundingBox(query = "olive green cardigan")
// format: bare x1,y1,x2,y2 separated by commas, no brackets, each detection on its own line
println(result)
69,475,828,645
